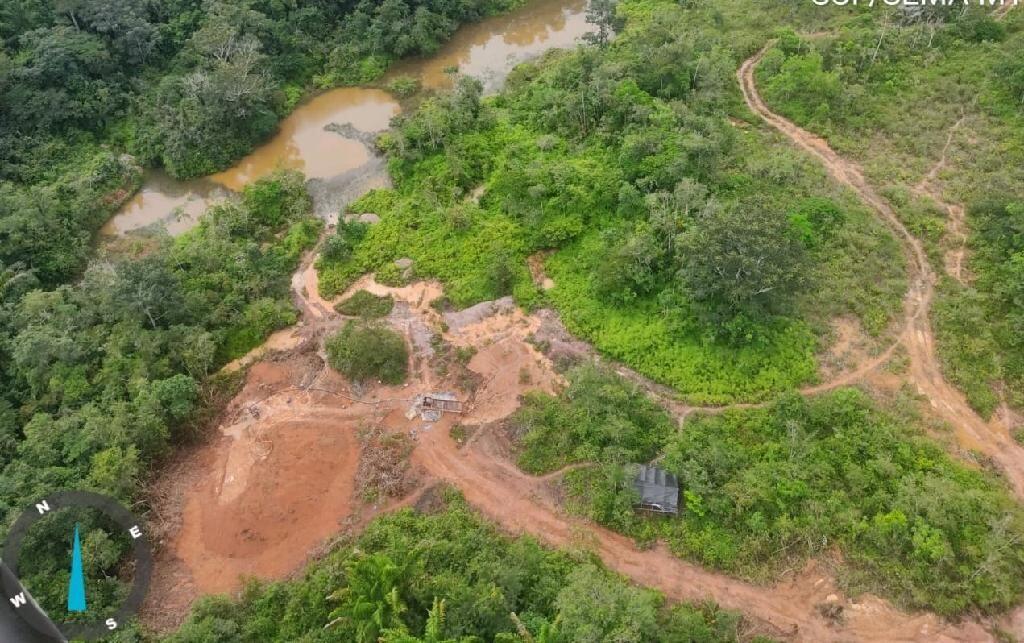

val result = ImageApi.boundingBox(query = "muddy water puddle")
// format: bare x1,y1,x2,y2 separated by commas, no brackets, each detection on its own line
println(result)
102,0,592,238
209,87,399,192
99,170,230,236
387,0,590,93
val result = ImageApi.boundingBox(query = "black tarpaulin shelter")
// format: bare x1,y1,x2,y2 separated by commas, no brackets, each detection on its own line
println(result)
632,464,679,515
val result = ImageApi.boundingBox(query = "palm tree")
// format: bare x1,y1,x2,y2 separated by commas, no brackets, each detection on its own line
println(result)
381,597,464,643
511,611,561,643
325,551,418,643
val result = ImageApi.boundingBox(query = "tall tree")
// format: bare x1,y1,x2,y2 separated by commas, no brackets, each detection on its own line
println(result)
584,0,623,46
328,552,418,643
676,205,809,329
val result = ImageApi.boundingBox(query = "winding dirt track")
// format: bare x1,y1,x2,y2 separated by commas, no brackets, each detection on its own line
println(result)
995,1,1019,20
914,112,969,285
254,256,996,641
739,45,1024,499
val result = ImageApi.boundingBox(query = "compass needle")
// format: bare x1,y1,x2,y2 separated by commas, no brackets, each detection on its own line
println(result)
68,525,86,614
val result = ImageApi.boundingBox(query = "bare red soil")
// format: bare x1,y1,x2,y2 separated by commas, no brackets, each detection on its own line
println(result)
143,267,1014,639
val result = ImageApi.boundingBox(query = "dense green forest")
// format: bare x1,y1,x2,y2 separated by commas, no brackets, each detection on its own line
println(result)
0,0,519,286
0,171,319,620
316,0,906,404
508,370,1024,617
754,8,1024,418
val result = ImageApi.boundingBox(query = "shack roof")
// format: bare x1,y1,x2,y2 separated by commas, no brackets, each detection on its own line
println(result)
424,392,459,402
632,464,679,514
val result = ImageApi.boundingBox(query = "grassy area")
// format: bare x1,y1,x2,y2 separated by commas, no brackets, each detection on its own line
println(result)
754,10,1024,416
335,290,395,318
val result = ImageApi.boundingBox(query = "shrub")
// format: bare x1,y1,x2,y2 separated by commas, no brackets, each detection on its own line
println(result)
509,365,674,474
386,75,421,98
325,321,408,384
335,290,395,318
564,388,1024,616
321,220,369,264
761,51,842,127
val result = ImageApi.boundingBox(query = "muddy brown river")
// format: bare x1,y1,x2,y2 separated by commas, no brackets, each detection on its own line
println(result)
101,0,591,237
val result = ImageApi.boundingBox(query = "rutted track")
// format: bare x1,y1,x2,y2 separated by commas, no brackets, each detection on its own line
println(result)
414,47,1024,640
913,112,970,285
739,45,1024,499
995,1,1019,20
152,248,1003,639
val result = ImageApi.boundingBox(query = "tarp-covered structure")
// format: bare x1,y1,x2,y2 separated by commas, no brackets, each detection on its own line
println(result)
406,392,463,422
632,464,679,515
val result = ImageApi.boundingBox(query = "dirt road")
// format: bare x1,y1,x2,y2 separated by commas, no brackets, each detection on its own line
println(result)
995,1,1019,20
404,287,997,642
146,261,1015,640
913,112,970,285
739,45,1024,499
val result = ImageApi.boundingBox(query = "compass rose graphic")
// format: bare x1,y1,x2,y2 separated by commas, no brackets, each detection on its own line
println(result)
1,491,153,642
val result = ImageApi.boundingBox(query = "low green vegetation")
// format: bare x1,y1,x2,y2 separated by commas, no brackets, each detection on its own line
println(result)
163,489,758,643
5,0,1022,637
934,198,1024,416
509,365,674,474
932,280,1004,417
513,375,1024,617
316,1,905,404
335,289,395,319
755,10,1024,416
326,321,409,385
387,75,422,99
658,391,1024,617
0,171,319,618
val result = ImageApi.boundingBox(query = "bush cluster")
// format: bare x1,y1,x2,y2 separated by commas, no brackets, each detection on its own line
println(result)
326,321,409,385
